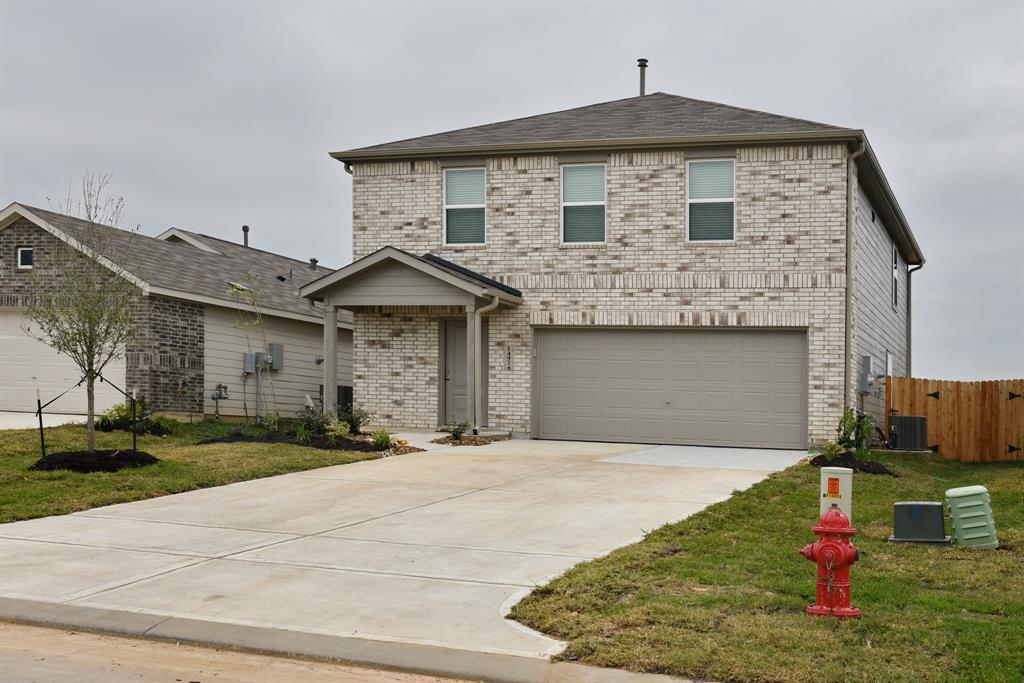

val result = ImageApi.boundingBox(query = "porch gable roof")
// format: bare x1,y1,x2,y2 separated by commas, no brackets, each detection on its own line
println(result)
298,246,523,305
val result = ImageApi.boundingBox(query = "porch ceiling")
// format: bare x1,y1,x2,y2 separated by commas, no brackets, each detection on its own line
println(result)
298,246,523,309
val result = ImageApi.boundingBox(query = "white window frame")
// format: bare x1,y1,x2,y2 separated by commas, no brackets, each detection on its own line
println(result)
16,246,33,270
686,158,736,243
560,163,607,245
891,243,899,310
443,167,486,247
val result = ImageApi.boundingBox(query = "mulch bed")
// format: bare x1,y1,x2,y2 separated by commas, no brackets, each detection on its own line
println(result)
431,434,511,447
29,449,160,474
807,451,897,476
198,430,424,455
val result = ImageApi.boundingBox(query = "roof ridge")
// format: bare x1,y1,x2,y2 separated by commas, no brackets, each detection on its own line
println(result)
174,228,332,272
652,92,843,131
340,92,654,154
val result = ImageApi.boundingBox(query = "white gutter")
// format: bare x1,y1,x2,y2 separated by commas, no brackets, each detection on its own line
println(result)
473,294,501,435
846,140,867,409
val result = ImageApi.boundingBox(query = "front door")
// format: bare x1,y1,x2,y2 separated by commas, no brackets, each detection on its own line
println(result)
444,321,468,425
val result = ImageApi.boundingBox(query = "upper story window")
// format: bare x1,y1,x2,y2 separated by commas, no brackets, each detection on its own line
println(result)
444,168,486,245
16,246,33,270
561,164,606,243
891,244,899,310
687,159,735,241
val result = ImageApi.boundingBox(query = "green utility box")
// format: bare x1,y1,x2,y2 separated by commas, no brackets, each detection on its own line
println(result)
945,485,999,549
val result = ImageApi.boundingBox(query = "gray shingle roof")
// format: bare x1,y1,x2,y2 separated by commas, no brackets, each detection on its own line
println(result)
337,92,848,158
21,205,341,322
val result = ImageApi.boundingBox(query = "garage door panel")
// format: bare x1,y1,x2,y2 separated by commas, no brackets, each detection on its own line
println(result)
537,328,807,449
1,311,125,414
774,362,803,384
704,362,734,382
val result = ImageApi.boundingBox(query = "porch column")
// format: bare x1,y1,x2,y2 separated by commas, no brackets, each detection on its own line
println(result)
465,302,476,431
323,302,338,416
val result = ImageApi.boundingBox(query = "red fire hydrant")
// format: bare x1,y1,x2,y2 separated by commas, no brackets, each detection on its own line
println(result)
799,504,861,618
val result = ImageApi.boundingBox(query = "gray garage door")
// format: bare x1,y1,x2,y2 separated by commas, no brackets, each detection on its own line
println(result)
536,329,807,449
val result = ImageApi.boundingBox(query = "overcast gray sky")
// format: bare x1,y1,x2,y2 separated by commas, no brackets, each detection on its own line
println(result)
2,0,1021,380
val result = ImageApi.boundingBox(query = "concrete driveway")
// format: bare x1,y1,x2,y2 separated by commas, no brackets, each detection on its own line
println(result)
0,437,804,681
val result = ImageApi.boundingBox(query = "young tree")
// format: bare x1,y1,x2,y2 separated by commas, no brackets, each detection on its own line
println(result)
24,173,140,452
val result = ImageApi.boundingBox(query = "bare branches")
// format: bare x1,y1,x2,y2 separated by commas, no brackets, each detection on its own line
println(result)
24,172,140,451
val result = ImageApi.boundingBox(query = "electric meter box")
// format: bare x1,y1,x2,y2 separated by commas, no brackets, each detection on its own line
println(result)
267,343,284,370
820,466,853,521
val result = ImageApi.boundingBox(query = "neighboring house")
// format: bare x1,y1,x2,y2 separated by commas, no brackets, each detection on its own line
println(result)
303,91,924,449
0,203,353,418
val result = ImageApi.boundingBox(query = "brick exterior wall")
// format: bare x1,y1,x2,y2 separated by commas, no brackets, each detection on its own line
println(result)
350,145,851,443
1,216,204,413
126,295,204,414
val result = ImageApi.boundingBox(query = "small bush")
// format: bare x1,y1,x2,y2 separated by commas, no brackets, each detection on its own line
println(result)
95,415,116,432
339,406,373,435
295,406,329,435
449,422,469,441
836,408,874,459
324,417,351,445
371,429,392,450
293,424,312,444
819,440,846,462
147,416,177,436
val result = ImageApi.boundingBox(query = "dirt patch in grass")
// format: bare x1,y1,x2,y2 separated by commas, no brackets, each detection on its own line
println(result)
807,451,896,476
29,449,159,473
430,434,510,447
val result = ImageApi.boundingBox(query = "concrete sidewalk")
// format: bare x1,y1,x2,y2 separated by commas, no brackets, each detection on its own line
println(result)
0,438,803,681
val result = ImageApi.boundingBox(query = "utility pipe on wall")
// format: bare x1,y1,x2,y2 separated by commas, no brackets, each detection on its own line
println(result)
907,263,923,375
473,294,500,435
845,140,867,410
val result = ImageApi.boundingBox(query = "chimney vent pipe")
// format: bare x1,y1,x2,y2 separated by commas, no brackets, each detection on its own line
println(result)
309,258,318,269
242,225,250,247
637,58,648,96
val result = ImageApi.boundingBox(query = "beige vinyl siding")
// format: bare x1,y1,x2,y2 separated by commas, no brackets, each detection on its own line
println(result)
203,305,352,418
331,261,474,307
852,184,909,425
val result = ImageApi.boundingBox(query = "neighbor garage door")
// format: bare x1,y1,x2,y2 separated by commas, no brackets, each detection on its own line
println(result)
0,310,126,414
536,329,807,449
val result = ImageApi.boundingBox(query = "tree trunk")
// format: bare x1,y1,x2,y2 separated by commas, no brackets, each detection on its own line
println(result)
86,374,96,452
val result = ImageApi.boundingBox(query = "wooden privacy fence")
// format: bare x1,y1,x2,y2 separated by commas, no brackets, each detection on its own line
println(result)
885,376,1024,462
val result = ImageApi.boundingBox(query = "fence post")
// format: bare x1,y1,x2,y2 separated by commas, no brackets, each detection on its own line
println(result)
131,389,138,453
36,389,46,458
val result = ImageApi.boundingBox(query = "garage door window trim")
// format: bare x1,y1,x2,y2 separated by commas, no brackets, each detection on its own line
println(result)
16,246,33,270
686,159,736,243
561,163,607,245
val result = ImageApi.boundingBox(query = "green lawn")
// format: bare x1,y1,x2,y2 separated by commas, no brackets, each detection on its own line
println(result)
511,453,1024,683
0,421,379,523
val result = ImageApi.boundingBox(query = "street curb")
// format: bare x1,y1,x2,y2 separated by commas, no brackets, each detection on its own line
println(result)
0,598,694,683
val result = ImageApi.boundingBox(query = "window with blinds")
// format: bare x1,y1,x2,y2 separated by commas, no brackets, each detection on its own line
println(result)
687,159,735,241
444,168,485,244
562,164,605,243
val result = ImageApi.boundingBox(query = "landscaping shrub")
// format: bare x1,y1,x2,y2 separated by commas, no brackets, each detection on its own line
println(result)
339,406,373,435
295,406,329,434
293,424,313,444
324,417,351,445
836,408,874,459
449,421,469,441
371,429,392,450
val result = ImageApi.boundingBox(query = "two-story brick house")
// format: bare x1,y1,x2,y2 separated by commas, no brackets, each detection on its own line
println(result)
302,92,924,448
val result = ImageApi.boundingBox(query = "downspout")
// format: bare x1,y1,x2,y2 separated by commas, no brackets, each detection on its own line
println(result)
907,263,924,375
473,294,501,435
845,140,867,410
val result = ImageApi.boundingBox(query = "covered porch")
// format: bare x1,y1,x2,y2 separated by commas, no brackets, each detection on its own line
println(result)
299,247,522,432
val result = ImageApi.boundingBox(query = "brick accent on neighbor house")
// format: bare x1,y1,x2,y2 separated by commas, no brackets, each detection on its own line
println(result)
1,217,204,413
126,295,204,414
350,144,851,444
